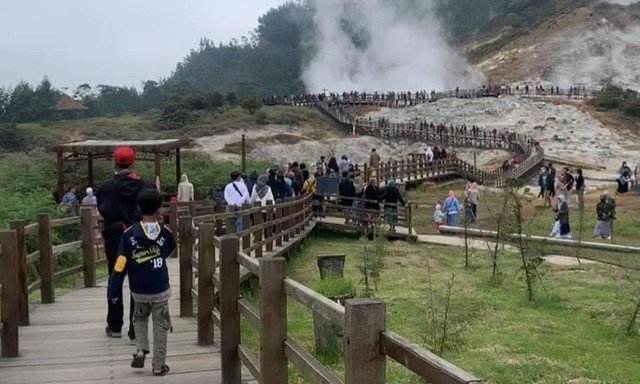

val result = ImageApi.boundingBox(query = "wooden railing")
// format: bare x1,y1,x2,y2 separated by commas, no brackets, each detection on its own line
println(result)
177,196,482,383
0,207,101,358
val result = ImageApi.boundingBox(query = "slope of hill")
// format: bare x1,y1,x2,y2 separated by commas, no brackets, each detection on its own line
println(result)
474,2,640,89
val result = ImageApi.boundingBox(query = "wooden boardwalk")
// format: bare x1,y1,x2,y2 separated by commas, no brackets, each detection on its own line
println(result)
0,258,255,384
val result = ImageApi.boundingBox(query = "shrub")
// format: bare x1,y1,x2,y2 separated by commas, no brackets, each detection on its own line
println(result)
0,124,27,151
592,86,626,109
622,97,640,117
255,110,268,125
313,277,357,298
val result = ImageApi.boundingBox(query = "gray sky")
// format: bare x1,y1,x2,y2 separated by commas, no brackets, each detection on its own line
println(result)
0,0,287,90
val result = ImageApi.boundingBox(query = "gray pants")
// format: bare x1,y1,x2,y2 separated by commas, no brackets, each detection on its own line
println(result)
133,300,172,370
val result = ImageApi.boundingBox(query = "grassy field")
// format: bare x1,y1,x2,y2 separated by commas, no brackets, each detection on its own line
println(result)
240,232,640,384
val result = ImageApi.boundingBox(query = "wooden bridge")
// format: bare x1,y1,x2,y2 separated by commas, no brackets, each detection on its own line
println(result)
0,198,483,383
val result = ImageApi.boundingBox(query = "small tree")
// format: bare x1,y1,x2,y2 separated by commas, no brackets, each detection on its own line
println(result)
359,225,386,296
240,95,263,115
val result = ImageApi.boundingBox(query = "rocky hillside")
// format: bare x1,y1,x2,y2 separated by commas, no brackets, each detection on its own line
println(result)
473,2,640,89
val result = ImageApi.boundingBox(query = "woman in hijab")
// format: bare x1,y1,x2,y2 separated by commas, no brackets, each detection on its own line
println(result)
351,175,365,226
553,194,571,238
363,177,381,229
381,179,406,232
593,192,614,239
443,190,459,226
249,174,274,206
177,174,194,202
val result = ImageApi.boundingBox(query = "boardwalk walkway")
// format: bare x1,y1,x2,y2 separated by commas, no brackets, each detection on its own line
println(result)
0,258,254,384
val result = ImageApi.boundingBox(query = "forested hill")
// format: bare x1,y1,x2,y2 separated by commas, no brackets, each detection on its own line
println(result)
166,0,593,96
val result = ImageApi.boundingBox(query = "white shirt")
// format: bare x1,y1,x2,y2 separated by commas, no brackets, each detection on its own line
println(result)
224,180,250,207
177,181,194,202
249,185,275,206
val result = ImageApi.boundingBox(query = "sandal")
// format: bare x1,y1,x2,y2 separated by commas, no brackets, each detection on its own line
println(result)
153,365,170,376
130,351,146,369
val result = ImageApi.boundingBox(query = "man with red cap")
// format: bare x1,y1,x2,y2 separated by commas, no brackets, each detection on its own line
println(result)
97,146,156,341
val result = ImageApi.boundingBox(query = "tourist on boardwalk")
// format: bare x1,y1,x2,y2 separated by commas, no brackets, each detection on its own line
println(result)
467,182,479,223
176,174,194,203
338,155,350,174
302,169,317,196
381,179,406,232
81,187,97,212
249,174,274,206
433,202,444,233
338,171,356,224
363,177,381,230
60,185,79,216
443,190,459,226
327,157,340,175
369,148,381,176
561,167,574,203
351,176,365,226
424,146,434,163
97,146,156,341
593,192,615,239
575,169,585,210
224,171,250,233
108,189,175,376
312,166,325,217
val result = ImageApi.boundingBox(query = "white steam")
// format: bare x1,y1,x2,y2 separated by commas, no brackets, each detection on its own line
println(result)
302,0,484,92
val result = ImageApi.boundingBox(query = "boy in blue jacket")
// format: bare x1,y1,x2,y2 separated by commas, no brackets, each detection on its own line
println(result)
108,189,176,376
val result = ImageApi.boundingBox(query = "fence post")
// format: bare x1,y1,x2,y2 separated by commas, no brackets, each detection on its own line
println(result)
259,257,288,383
188,201,197,217
344,298,385,384
37,213,54,304
179,216,194,318
0,230,19,357
197,223,215,346
9,220,29,326
80,208,96,288
275,199,283,247
282,199,290,243
253,205,263,258
169,200,178,234
265,201,274,252
242,204,251,251
220,235,241,384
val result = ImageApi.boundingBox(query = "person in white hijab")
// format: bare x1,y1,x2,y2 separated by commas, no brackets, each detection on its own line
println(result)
177,174,194,202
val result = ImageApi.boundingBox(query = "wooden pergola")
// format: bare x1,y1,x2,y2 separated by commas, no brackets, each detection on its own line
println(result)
54,139,189,199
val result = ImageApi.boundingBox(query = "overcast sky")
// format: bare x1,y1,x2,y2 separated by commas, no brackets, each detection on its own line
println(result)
0,0,287,90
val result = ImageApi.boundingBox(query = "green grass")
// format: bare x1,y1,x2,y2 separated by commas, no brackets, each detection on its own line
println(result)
240,232,640,384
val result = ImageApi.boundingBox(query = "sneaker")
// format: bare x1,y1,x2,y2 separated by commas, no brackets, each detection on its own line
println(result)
105,326,122,338
153,365,170,376
131,350,146,369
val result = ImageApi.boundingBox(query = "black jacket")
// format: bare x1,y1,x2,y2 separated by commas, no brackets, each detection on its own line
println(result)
96,171,156,227
381,186,406,206
338,178,356,204
364,185,381,210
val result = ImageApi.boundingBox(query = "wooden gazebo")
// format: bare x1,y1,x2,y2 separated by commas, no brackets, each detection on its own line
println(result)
54,139,189,199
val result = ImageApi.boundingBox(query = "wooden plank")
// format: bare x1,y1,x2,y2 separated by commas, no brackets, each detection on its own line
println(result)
237,252,260,276
23,223,39,236
284,338,343,384
53,264,84,280
238,343,261,382
259,257,288,383
27,279,42,295
237,298,259,329
38,213,54,304
0,230,19,357
252,207,263,258
220,236,242,384
50,216,80,228
381,331,483,384
26,251,40,264
52,241,82,255
197,223,215,346
344,298,385,384
283,278,345,327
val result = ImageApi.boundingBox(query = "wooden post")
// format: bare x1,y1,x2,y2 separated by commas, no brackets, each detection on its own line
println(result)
179,216,194,317
265,201,274,252
37,213,54,304
259,257,287,383
169,201,178,235
283,199,290,243
220,236,241,384
406,203,413,235
175,148,182,187
188,201,197,217
275,200,283,247
344,298,385,384
88,156,94,188
242,204,250,251
154,152,162,185
225,207,236,235
80,208,96,288
253,206,263,258
0,230,19,357
197,223,215,346
9,221,29,326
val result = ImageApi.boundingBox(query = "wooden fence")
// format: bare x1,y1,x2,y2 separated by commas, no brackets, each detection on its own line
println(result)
0,207,101,357
179,196,483,383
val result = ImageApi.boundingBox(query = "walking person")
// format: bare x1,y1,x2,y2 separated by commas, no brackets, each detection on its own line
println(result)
381,179,406,232
60,185,79,216
338,172,356,224
433,202,444,233
108,189,176,376
363,178,381,231
350,176,365,226
593,192,614,239
553,194,571,239
249,174,274,206
443,190,459,226
97,146,156,342
176,174,194,203
575,169,585,210
468,182,479,223
369,148,381,177
224,171,250,233
82,187,100,238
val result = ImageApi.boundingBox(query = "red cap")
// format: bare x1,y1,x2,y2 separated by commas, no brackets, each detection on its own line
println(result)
113,146,135,167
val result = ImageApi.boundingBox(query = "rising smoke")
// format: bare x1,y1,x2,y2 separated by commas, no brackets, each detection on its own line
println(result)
301,0,484,93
